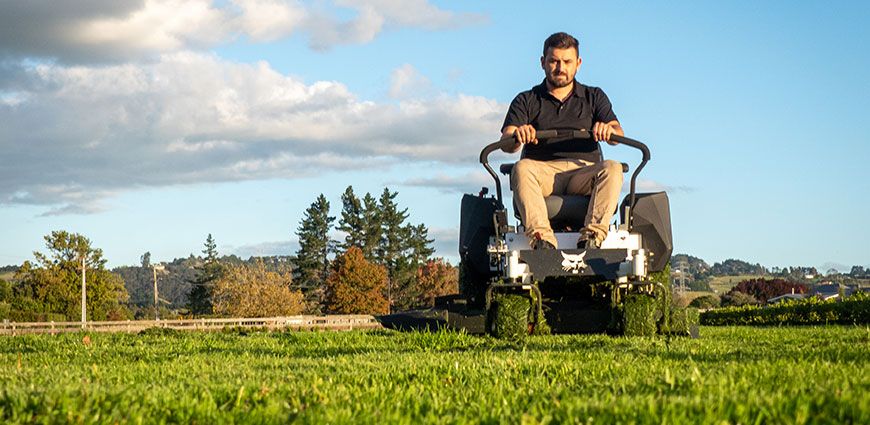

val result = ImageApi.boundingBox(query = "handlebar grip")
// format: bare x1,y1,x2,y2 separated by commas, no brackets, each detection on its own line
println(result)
536,129,590,140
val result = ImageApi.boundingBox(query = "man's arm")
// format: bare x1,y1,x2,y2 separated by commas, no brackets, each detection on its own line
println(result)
593,120,624,146
500,124,538,153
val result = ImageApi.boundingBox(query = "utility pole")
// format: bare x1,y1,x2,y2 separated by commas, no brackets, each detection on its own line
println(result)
152,263,165,321
153,265,158,321
81,255,87,329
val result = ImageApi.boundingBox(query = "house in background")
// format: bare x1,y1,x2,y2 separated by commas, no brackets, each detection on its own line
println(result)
810,283,853,301
767,293,807,304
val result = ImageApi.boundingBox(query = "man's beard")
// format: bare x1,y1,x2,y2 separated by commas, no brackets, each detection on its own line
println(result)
547,73,572,88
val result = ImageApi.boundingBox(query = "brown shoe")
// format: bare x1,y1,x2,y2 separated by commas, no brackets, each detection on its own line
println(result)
534,239,556,250
577,234,600,249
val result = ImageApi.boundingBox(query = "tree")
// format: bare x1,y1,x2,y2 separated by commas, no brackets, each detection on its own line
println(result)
337,186,365,253
14,231,129,321
414,259,459,308
140,252,152,269
375,188,435,312
325,247,389,315
188,234,223,315
709,259,766,276
360,193,382,261
212,260,305,317
728,278,807,304
295,194,336,309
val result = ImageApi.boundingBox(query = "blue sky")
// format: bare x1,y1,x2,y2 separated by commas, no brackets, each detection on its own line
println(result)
1,0,868,271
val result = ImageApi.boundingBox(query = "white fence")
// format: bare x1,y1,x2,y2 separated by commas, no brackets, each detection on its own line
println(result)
0,315,383,336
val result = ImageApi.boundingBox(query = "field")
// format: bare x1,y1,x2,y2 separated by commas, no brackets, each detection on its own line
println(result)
2,327,868,424
707,274,765,294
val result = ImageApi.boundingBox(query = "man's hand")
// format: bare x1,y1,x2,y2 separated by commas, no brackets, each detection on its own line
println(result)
512,124,538,145
501,124,537,153
593,120,624,146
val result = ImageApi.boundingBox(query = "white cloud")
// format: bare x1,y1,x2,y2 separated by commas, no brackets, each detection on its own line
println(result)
389,64,430,99
0,52,504,214
634,179,696,193
234,0,307,41
76,0,228,51
0,0,486,62
400,171,493,194
229,240,298,258
336,0,484,30
428,226,459,264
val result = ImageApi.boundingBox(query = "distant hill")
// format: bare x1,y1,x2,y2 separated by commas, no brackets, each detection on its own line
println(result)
112,255,296,309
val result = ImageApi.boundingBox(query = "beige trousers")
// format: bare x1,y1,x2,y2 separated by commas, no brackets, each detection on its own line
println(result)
511,158,624,248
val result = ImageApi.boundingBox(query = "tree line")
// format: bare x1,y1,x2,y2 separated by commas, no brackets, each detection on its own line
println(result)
0,187,458,322
670,254,868,290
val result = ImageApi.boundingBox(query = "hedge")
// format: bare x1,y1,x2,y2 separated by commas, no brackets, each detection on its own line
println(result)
701,292,869,326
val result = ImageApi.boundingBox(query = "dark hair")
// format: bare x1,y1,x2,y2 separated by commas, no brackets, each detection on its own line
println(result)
543,32,579,57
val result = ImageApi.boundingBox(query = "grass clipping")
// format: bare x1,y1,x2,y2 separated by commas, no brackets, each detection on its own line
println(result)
487,293,550,339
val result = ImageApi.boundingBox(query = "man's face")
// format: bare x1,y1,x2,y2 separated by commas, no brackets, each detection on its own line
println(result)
541,47,580,88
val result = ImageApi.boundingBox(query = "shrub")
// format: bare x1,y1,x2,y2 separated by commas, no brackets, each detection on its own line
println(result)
701,293,869,326
689,294,720,309
0,301,10,320
721,291,758,307
668,307,700,335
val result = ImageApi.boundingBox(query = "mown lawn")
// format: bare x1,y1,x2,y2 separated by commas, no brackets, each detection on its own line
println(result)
1,326,868,424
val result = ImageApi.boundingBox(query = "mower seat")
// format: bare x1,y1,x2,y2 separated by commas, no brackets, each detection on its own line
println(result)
499,162,628,231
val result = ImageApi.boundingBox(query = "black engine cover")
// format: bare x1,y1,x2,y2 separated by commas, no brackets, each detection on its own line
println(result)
459,194,500,276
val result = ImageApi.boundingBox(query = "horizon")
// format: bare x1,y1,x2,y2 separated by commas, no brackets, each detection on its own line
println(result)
1,1,868,272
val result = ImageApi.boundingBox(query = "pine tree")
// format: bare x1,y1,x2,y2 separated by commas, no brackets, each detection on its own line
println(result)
336,186,365,253
187,233,222,315
376,188,408,310
294,194,335,308
360,192,382,261
375,188,435,312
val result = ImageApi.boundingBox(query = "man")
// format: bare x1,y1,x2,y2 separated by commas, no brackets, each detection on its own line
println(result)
502,32,624,250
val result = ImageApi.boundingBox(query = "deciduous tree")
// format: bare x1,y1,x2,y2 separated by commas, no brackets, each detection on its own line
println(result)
212,260,304,317
414,259,459,308
728,278,807,304
325,247,388,315
14,231,128,321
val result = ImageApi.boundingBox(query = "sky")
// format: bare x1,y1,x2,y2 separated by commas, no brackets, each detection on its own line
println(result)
1,0,868,272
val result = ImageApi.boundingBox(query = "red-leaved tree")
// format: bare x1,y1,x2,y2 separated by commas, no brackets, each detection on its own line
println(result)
728,278,807,303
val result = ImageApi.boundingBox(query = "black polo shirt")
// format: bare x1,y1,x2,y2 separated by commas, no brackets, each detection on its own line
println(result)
502,80,618,162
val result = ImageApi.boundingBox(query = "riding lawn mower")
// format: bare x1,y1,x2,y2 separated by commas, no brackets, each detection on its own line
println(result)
381,130,699,338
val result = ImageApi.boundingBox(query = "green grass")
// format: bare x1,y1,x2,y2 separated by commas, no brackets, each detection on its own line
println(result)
1,327,868,424
708,274,764,294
